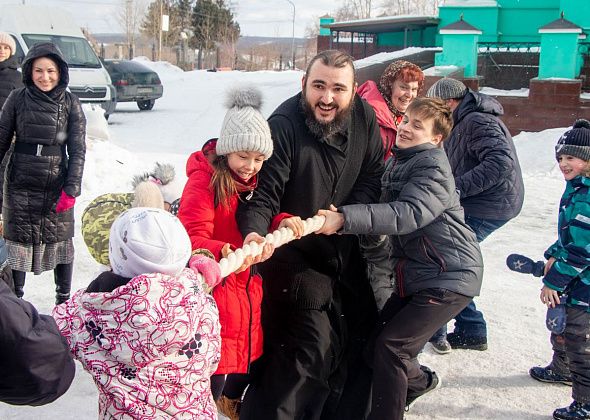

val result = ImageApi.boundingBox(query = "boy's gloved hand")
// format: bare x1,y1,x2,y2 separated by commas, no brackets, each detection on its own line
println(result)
506,253,545,277
189,255,222,290
55,190,76,213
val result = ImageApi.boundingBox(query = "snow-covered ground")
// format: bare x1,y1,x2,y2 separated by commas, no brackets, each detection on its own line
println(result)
0,61,575,419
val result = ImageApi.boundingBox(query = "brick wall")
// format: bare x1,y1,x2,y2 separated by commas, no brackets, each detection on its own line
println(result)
424,76,590,135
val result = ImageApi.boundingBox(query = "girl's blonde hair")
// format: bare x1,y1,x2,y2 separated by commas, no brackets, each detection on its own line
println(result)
210,155,238,209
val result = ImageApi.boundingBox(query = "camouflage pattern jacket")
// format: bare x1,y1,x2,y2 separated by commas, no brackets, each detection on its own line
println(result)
544,176,590,310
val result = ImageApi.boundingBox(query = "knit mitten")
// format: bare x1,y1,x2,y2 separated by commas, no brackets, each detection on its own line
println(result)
546,294,567,334
56,190,76,213
506,254,545,277
189,254,222,291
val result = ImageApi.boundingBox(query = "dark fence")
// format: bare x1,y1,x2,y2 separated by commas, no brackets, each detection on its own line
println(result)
477,42,540,90
579,43,590,92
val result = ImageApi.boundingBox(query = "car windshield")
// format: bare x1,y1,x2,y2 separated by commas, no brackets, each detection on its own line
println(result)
105,60,154,73
22,34,102,68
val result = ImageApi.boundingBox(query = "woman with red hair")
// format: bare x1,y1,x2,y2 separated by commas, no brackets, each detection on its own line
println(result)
357,60,424,161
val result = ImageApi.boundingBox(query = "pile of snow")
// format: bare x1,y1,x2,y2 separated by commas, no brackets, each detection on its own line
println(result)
423,65,460,77
354,47,441,69
480,87,530,97
132,56,185,83
81,104,109,141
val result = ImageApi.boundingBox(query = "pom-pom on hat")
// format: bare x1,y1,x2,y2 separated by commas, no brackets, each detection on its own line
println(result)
216,85,273,159
555,119,590,161
0,33,16,56
109,207,191,278
426,77,468,100
132,181,165,209
132,162,184,205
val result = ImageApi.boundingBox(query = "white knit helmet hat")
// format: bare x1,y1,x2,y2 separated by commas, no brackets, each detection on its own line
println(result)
216,85,273,159
109,207,191,278
0,33,16,56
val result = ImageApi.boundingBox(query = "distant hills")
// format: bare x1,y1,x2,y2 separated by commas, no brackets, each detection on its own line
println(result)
93,33,309,55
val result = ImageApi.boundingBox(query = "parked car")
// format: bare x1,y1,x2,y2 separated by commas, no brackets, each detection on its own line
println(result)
103,59,163,111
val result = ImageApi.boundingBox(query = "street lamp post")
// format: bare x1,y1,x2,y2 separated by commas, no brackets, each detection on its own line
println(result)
284,0,295,69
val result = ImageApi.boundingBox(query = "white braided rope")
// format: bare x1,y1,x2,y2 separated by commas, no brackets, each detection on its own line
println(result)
219,214,326,277
195,214,325,280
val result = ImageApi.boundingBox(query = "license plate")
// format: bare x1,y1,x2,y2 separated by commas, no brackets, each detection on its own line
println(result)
137,87,152,93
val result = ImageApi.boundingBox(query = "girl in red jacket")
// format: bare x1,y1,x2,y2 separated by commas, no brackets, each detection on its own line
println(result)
178,86,302,420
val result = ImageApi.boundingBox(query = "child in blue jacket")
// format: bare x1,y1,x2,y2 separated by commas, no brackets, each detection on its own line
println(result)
530,120,590,420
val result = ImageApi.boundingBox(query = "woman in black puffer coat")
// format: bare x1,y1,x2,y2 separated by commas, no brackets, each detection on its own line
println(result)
0,32,22,296
0,32,23,223
0,42,86,304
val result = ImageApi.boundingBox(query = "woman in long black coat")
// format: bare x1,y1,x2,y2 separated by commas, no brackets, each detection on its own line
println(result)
0,42,86,304
0,32,24,294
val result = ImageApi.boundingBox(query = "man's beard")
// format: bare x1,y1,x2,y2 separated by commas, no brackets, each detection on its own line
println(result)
300,90,354,140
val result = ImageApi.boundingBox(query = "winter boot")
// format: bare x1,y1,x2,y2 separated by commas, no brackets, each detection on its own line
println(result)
12,269,26,298
530,366,572,386
447,332,488,351
54,263,73,305
506,254,545,277
429,336,452,354
216,395,241,420
406,366,442,411
553,401,590,419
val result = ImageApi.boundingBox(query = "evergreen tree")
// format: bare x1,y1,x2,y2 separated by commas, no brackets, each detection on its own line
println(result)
140,1,170,45
174,0,193,31
190,0,239,52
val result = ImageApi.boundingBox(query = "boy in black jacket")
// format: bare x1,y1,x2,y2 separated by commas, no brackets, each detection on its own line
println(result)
318,98,483,420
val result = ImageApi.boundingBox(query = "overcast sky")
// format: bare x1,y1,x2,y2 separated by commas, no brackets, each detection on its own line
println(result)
11,0,337,38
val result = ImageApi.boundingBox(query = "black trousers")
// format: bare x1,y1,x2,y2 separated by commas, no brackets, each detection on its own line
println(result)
368,288,471,420
211,373,250,401
240,277,376,420
550,307,590,404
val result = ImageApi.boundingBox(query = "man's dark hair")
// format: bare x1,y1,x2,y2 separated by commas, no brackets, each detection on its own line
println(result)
304,50,356,83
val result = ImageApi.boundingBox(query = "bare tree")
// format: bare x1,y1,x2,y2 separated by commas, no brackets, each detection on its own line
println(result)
335,0,373,20
305,18,320,39
381,0,441,16
118,0,146,53
350,0,373,18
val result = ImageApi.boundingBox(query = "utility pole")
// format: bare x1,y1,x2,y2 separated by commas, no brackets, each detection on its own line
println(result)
158,0,163,61
284,0,295,69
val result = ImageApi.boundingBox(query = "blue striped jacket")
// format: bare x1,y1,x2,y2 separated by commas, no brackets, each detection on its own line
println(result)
544,176,590,310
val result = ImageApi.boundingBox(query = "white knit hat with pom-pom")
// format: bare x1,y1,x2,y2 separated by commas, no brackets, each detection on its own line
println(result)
109,207,191,278
216,85,273,159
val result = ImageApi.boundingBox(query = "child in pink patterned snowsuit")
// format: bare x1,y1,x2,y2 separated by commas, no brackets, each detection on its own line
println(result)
53,207,222,419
